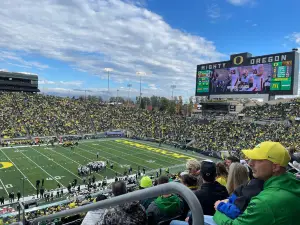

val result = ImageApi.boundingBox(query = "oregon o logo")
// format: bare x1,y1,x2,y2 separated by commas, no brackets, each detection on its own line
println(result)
0,162,13,169
233,56,244,65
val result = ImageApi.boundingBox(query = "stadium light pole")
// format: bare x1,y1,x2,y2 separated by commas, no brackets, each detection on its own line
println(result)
171,85,176,100
104,68,113,93
116,89,119,105
127,84,132,104
136,72,146,105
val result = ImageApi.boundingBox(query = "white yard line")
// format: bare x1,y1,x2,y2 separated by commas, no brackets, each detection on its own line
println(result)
0,149,37,190
17,148,65,187
80,143,155,171
104,141,178,167
27,146,83,181
0,179,9,196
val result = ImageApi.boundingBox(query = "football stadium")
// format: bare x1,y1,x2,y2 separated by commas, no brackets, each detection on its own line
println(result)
1,1,300,225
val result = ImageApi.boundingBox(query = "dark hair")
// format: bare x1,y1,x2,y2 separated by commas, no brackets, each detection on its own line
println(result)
157,175,169,185
216,162,228,178
227,156,240,163
181,174,198,187
95,194,107,202
289,147,296,155
112,181,127,196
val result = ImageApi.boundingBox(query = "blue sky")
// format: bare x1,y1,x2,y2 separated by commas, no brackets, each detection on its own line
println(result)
0,0,299,100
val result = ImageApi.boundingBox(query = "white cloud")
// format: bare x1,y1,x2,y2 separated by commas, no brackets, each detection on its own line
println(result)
287,32,300,44
207,3,221,19
148,83,158,90
39,79,83,86
0,0,225,97
59,81,83,86
227,0,253,6
0,51,49,70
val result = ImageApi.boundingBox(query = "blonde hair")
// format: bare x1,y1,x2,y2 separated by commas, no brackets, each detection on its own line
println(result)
186,159,200,172
226,163,249,194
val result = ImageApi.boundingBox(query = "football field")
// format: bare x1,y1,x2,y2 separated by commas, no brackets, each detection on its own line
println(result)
0,139,204,199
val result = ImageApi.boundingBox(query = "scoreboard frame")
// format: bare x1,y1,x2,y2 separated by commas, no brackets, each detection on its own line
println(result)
195,50,299,96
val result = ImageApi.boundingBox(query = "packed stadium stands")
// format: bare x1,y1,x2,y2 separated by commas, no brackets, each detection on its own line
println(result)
1,92,300,152
0,92,300,225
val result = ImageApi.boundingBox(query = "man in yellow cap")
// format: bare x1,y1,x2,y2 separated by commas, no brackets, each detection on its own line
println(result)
139,176,155,210
213,141,300,225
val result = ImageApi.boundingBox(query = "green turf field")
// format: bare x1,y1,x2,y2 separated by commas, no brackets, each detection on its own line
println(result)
0,139,204,200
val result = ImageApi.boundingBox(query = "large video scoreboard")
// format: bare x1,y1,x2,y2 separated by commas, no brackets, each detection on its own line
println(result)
195,51,299,96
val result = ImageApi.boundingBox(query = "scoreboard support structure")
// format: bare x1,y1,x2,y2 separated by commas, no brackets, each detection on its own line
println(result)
196,49,299,101
208,94,275,102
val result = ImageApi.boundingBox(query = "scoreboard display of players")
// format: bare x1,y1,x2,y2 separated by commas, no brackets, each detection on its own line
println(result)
195,51,299,96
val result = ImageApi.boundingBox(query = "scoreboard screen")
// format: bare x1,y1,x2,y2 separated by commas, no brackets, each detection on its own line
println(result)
196,51,299,96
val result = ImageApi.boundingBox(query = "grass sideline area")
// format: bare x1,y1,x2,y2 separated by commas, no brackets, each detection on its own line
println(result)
0,139,205,199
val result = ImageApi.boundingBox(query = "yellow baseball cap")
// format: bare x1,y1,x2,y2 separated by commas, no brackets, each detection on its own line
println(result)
242,141,291,167
140,176,153,188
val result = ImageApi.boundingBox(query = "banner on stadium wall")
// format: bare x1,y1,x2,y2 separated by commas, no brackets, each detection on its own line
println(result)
105,130,125,137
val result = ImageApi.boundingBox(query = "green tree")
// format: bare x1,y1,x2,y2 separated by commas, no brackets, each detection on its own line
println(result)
109,97,116,102
188,97,194,116
168,100,176,114
140,98,146,109
159,97,169,111
150,96,159,108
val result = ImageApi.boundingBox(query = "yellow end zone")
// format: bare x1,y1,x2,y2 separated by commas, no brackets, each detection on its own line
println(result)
115,140,195,160
0,162,13,170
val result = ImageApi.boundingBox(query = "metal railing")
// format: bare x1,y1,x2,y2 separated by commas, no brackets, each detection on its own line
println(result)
0,201,25,225
31,182,204,225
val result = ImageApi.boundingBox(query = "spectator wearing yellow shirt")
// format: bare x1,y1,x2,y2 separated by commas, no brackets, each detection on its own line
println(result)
216,162,228,186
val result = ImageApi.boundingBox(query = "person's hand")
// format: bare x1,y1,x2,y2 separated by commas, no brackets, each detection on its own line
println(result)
214,200,221,209
185,217,189,222
221,199,229,203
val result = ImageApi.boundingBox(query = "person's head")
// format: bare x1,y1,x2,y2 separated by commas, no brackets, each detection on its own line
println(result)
186,159,201,175
216,162,228,178
157,175,169,185
112,180,127,196
289,146,296,156
200,160,216,183
226,163,249,194
94,194,107,202
243,142,290,181
139,176,153,189
225,156,240,169
180,174,198,188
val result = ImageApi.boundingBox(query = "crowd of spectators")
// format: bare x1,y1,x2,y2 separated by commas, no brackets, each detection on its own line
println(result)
241,98,300,120
2,92,300,154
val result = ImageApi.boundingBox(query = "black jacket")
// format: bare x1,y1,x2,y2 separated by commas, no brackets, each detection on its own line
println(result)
231,178,264,212
194,181,229,216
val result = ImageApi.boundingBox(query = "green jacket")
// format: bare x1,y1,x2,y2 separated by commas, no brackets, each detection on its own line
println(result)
213,172,300,225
